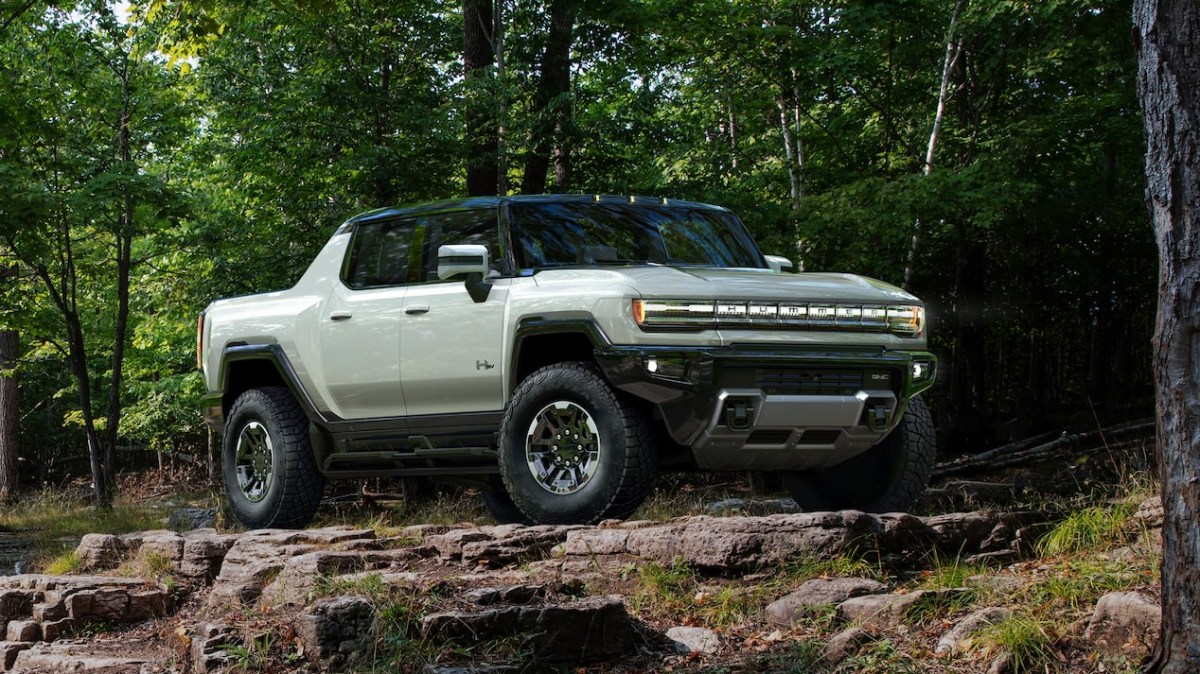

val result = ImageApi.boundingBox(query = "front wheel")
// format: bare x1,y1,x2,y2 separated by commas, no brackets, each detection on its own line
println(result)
783,397,935,513
498,362,657,525
223,387,325,529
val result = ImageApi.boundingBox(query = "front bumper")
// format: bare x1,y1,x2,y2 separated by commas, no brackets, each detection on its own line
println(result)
595,345,936,471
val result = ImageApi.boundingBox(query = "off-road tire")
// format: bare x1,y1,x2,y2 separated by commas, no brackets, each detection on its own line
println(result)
783,397,935,513
223,387,325,529
498,362,657,525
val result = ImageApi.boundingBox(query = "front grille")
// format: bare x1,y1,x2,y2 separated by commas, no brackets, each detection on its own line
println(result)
756,369,862,396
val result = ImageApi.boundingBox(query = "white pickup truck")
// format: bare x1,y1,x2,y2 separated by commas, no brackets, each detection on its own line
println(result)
198,195,937,528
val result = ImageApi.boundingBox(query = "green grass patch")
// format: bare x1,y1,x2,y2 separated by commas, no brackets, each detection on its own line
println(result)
979,616,1055,673
43,551,83,575
0,491,165,571
1039,502,1137,556
839,639,922,674
780,554,883,583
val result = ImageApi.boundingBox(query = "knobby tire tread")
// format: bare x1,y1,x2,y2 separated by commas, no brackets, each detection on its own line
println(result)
499,362,657,524
227,387,324,529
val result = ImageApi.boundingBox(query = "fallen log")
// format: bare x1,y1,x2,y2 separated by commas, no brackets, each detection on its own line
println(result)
933,419,1154,478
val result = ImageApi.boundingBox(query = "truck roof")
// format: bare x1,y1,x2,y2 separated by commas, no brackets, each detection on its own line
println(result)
343,194,731,230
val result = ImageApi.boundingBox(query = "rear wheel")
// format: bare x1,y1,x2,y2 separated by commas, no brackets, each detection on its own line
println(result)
223,387,325,529
498,362,657,524
783,397,935,513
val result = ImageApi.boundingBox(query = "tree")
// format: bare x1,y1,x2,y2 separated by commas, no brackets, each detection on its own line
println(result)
520,0,577,193
0,264,16,503
1134,0,1200,671
464,0,500,196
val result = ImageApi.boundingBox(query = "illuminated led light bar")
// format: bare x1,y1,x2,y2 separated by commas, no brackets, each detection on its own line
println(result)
632,299,924,336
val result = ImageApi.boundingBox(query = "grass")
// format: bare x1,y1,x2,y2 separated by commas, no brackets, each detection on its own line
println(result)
0,490,166,571
978,616,1055,674
1038,502,1138,556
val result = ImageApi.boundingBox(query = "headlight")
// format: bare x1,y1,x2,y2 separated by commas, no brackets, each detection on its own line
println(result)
632,299,924,336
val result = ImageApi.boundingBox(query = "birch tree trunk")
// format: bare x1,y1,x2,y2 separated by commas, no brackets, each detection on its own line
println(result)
902,0,964,290
777,97,802,210
1134,0,1200,671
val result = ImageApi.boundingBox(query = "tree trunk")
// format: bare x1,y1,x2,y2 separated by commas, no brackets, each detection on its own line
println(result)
520,0,576,195
777,96,802,210
494,0,508,195
1134,1,1200,672
903,0,964,290
464,0,499,196
0,328,18,504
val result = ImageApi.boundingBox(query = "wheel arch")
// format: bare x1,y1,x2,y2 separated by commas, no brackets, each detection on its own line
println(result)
509,318,611,394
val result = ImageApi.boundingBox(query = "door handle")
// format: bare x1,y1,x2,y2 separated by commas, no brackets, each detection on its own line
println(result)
405,305,430,315
329,311,352,322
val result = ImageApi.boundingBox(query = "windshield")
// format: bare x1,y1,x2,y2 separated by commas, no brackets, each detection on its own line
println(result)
508,202,765,270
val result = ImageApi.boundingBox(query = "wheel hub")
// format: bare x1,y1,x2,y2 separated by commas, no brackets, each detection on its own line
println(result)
525,400,600,495
234,421,274,503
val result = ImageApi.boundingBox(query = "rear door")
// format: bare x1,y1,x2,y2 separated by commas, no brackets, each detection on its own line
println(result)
317,216,418,420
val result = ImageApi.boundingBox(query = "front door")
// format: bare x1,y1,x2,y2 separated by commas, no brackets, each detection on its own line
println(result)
399,209,507,417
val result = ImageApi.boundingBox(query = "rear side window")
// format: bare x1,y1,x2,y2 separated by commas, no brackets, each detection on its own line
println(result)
342,218,421,289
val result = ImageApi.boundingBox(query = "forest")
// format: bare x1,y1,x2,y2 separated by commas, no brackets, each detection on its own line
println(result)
0,0,1156,503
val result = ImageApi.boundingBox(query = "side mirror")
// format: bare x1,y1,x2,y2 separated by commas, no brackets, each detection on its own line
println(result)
765,255,794,273
437,244,492,303
438,244,489,280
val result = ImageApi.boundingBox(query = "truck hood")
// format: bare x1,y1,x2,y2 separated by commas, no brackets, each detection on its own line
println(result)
538,266,921,306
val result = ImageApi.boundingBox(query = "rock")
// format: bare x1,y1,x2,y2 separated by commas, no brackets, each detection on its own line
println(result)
12,641,150,671
987,651,1014,674
766,578,888,627
464,584,547,606
837,589,966,632
822,626,874,664
704,499,800,515
297,596,376,668
39,618,75,642
0,589,36,621
0,641,33,669
207,529,376,607
75,534,126,571
665,626,720,654
189,623,239,674
1134,498,1163,528
5,619,38,642
422,596,634,663
459,526,584,567
562,512,883,570
1083,590,1160,658
65,586,173,622
169,507,217,531
558,510,1047,572
935,607,1012,655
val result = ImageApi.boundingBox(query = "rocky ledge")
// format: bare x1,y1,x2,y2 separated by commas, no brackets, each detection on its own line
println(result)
0,505,1162,673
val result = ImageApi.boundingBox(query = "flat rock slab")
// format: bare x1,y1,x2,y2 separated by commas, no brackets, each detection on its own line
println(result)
12,641,166,673
767,577,889,626
422,596,634,663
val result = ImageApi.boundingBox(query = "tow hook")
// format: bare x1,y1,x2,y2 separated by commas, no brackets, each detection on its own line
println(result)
724,399,755,431
865,402,891,431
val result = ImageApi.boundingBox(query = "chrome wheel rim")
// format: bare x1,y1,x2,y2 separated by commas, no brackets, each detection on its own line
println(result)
524,400,600,495
235,421,274,503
